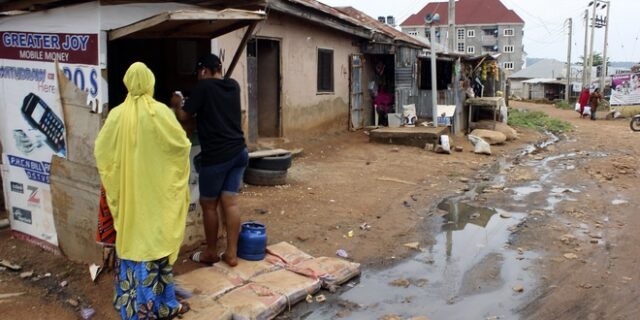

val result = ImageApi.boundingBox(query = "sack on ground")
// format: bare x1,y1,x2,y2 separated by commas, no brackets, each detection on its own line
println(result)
181,297,232,320
250,269,321,305
474,121,519,140
213,255,283,280
267,242,314,266
287,257,361,288
468,135,492,155
469,129,507,145
175,266,244,298
217,283,287,320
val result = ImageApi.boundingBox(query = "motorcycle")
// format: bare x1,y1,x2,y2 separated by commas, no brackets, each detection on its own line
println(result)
631,114,640,132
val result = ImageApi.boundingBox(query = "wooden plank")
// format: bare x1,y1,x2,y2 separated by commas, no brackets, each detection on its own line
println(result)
369,126,449,148
249,149,290,159
50,157,102,265
108,9,265,41
226,22,257,78
268,0,371,39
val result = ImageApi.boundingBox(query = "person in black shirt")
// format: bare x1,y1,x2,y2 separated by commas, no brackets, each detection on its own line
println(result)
172,54,247,267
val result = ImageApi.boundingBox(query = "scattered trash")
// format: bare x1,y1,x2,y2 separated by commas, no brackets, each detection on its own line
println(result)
359,223,371,231
622,276,633,283
254,208,269,215
346,281,357,288
66,298,79,307
336,249,349,259
0,266,6,272
403,201,411,208
414,278,429,287
60,280,69,287
315,294,326,303
590,239,599,244
588,233,603,239
389,277,411,288
579,283,593,289
469,212,481,220
305,294,314,303
563,253,579,260
89,264,101,282
80,308,96,320
512,284,524,293
517,248,524,255
391,147,399,152
499,212,512,219
403,242,420,251
347,230,354,238
44,273,52,277
454,146,464,152
19,271,34,279
459,177,470,183
0,260,22,271
329,199,336,203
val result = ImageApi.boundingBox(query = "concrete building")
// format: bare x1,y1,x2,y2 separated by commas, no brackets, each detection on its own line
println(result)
400,0,525,73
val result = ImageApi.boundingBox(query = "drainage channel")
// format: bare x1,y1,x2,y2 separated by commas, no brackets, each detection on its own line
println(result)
292,134,593,320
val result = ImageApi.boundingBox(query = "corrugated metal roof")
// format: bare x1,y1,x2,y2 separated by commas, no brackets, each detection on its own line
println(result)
336,6,428,48
509,59,566,79
401,0,524,27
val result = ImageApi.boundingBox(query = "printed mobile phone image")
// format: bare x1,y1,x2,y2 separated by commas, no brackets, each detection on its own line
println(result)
21,93,66,154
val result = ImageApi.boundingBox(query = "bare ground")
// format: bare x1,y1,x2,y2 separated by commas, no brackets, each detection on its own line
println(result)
0,101,638,319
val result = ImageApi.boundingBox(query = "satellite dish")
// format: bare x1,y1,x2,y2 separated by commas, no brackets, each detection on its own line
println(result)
424,13,440,24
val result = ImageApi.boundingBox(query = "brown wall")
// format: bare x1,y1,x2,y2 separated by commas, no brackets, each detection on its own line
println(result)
214,11,362,141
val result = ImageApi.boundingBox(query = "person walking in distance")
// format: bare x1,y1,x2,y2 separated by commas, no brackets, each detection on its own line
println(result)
589,88,603,121
172,54,248,267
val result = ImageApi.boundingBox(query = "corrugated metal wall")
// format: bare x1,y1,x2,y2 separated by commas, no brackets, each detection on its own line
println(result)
395,47,419,114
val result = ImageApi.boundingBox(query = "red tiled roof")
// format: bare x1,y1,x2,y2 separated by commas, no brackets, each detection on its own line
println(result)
400,0,524,27
336,6,429,48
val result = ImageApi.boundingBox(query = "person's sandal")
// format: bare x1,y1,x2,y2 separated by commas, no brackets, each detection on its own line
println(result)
190,251,218,266
176,301,190,318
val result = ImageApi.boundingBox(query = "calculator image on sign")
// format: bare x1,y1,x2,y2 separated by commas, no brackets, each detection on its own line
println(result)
21,93,66,154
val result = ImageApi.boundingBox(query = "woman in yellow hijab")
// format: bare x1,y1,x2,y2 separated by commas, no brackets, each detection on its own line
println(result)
95,62,191,319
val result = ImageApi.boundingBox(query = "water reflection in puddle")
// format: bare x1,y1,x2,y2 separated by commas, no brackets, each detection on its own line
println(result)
301,201,536,320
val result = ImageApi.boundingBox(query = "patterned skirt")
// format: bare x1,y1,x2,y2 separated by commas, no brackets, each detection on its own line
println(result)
113,256,181,319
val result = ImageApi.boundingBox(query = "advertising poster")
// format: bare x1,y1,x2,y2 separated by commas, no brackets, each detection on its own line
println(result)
610,73,640,106
0,31,99,247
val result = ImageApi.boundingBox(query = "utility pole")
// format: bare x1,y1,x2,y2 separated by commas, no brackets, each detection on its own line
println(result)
587,0,597,86
566,18,572,102
599,1,610,92
448,0,455,53
582,9,589,88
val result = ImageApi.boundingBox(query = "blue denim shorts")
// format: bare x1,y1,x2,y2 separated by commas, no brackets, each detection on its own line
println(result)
199,149,248,198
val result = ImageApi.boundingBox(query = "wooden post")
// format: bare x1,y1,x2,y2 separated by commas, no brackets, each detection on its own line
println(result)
226,22,257,79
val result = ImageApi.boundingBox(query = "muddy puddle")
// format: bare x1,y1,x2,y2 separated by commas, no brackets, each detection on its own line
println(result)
290,136,610,320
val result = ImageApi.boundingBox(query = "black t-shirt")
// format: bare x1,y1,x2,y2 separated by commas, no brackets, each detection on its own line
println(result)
183,78,246,165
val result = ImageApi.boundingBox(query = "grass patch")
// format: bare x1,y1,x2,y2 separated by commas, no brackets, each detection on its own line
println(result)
554,100,574,110
508,109,572,133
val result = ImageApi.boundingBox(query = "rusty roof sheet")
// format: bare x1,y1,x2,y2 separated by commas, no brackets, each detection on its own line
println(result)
336,6,428,48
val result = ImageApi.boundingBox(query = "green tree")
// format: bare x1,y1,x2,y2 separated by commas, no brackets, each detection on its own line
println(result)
577,52,609,67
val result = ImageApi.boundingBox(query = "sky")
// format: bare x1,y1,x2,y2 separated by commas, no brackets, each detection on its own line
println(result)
320,0,639,63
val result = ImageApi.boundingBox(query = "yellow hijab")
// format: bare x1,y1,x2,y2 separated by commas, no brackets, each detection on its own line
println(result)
95,62,191,264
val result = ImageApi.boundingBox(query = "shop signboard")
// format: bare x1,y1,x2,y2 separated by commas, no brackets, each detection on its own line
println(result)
610,73,640,106
0,31,99,247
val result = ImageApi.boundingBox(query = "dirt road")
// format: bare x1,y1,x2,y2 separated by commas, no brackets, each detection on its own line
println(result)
0,101,638,319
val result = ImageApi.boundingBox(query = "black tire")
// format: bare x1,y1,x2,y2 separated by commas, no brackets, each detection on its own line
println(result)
248,153,292,171
631,116,640,132
243,168,288,186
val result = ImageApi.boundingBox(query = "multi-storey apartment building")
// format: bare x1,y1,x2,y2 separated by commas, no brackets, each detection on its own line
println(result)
400,0,525,73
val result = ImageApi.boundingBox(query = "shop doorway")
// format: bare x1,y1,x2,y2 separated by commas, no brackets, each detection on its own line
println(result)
247,38,281,139
107,38,210,107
